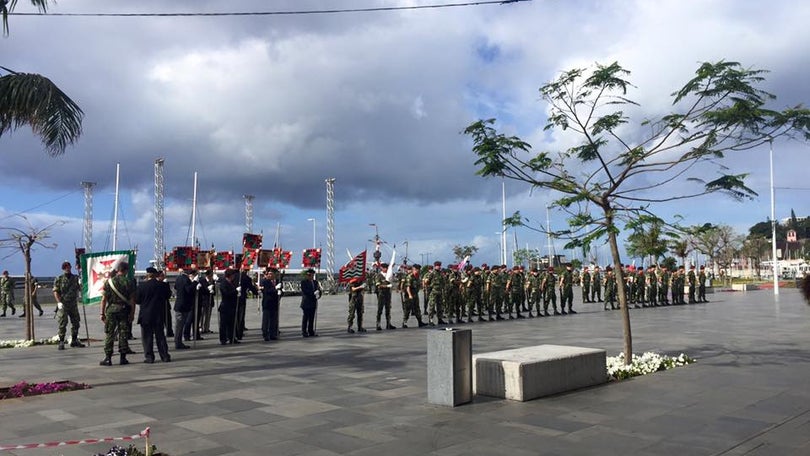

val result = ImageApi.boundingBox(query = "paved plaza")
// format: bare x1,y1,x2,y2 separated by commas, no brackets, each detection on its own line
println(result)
0,288,808,455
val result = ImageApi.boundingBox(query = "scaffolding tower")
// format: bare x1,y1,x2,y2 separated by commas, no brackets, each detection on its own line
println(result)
81,181,95,251
244,195,255,233
325,178,336,291
154,159,165,268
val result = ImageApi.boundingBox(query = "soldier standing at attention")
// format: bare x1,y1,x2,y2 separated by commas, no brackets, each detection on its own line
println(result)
135,267,171,363
698,265,708,303
347,277,366,333
299,268,320,338
604,266,617,310
525,267,541,318
658,266,671,305
646,265,658,307
99,262,135,366
374,263,396,330
559,265,576,314
489,265,507,321
581,266,592,303
543,266,557,316
423,261,447,325
591,266,603,303
218,269,239,344
53,262,85,350
687,265,697,304
261,268,283,340
0,270,15,317
401,264,426,328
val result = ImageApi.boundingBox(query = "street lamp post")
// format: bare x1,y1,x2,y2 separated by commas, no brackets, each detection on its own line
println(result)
307,218,316,249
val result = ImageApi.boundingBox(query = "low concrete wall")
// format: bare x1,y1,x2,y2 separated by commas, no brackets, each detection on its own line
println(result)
473,344,607,401
731,283,759,291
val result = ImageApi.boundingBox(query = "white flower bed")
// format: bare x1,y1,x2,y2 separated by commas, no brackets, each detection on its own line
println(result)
607,352,695,380
0,335,60,349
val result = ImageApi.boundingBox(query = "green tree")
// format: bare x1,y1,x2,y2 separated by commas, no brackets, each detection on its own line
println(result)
465,61,810,362
668,239,691,267
451,244,479,264
1,0,83,155
513,247,541,268
624,215,673,266
689,224,740,283
740,235,769,279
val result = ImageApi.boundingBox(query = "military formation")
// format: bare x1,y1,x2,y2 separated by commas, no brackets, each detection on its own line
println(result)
350,261,711,332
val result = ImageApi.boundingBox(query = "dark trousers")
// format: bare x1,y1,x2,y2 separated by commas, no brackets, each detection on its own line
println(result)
301,307,316,336
262,303,280,340
236,300,247,340
164,302,174,336
141,322,170,361
174,311,193,347
219,307,236,344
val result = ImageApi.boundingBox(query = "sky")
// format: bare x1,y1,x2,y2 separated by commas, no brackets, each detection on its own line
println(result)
1,0,809,275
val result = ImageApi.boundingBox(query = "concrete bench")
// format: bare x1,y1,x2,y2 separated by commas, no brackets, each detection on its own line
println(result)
473,345,607,401
731,283,759,291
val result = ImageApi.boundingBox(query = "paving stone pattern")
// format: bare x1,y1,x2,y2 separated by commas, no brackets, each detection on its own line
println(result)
0,289,808,455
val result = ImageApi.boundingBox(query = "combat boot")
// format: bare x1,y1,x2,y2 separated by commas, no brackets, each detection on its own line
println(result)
57,338,66,351
119,353,129,365
386,323,397,330
70,338,85,348
347,326,355,334
99,356,112,366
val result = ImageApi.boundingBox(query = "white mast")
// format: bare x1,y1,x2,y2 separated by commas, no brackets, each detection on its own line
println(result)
112,163,120,250
191,172,198,247
769,140,779,296
546,205,553,267
501,179,507,265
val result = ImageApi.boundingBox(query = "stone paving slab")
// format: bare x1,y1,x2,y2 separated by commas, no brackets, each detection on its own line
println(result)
0,289,809,455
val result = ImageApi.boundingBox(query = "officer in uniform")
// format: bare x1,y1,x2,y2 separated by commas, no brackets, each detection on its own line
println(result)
591,266,603,302
135,267,171,363
581,266,592,303
687,265,697,304
604,266,617,310
542,266,557,316
559,265,576,314
401,264,426,328
374,263,396,330
423,261,447,325
698,266,708,302
53,261,85,350
99,262,136,366
347,277,366,333
0,270,15,317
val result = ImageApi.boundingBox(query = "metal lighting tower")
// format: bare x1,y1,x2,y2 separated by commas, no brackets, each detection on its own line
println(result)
325,178,336,290
153,159,165,268
244,195,255,233
81,181,95,251
769,141,779,296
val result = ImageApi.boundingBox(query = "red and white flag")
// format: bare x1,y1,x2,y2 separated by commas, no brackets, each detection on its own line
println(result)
80,250,137,304
339,250,367,283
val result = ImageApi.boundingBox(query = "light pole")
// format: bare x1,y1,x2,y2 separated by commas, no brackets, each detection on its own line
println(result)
307,218,316,249
769,140,779,296
369,223,381,265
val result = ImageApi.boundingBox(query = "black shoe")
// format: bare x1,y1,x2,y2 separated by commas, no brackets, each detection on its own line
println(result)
348,327,355,334
309,332,317,337
232,339,241,344
11,307,15,315
58,341,65,351
552,311,560,316
428,322,435,327
38,310,44,316
160,355,171,363
70,339,85,348
544,311,551,316
0,313,5,317
438,319,448,325
386,324,397,330
123,347,136,354
477,317,484,322
418,321,428,328
99,357,112,366
402,323,408,328
376,326,382,331
568,309,577,314
195,336,204,340
166,332,175,338
18,313,25,318
496,316,505,321
119,354,129,365
358,327,367,333
517,314,525,319
175,344,190,350
303,333,310,338
560,310,567,315
144,358,155,364
508,315,514,320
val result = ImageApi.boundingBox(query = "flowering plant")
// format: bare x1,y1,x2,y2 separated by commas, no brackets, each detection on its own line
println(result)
606,352,695,381
0,335,60,349
0,380,90,399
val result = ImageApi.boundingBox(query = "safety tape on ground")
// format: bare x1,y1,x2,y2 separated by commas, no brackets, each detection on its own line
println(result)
0,427,150,452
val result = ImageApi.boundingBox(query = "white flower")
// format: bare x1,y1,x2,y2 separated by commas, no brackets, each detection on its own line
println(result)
606,352,695,380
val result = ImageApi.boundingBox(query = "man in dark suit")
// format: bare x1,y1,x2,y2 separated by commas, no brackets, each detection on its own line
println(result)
173,268,197,349
136,267,171,363
300,269,321,337
260,268,282,341
219,268,239,344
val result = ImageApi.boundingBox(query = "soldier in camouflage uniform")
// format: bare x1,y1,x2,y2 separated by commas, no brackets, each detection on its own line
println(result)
604,266,617,310
487,265,506,320
347,277,366,333
673,266,685,304
52,261,85,350
542,266,557,316
687,265,697,304
591,266,603,302
423,261,447,325
581,267,592,303
505,266,525,319
445,268,463,324
0,270,15,317
525,267,542,318
374,263,396,330
646,265,658,307
99,262,136,366
480,264,491,320
559,265,576,314
698,265,708,302
658,266,671,305
465,266,485,322
401,264,426,328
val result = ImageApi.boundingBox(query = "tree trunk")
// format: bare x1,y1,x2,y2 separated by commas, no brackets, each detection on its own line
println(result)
24,244,34,341
605,211,632,365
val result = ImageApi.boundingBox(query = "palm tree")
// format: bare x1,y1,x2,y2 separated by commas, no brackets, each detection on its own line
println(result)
669,239,690,267
1,0,84,156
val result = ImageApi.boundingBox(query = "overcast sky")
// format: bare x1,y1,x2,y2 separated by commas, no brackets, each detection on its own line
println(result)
1,0,809,275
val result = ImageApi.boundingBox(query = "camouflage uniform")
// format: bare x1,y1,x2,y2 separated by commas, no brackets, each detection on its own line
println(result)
445,270,463,323
687,267,697,303
698,267,708,302
646,267,658,307
465,269,484,322
347,281,366,332
423,266,446,325
559,268,575,314
101,273,135,361
0,273,15,316
526,270,543,317
374,269,395,330
581,268,591,303
542,269,557,315
604,269,617,310
591,267,602,302
53,271,82,346
401,268,424,327
658,268,671,305
505,268,525,318
488,267,505,320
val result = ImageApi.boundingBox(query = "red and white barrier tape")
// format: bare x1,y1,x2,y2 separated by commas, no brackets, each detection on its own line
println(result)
0,427,150,452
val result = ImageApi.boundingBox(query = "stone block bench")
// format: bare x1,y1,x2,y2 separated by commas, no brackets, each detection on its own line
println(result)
731,283,759,291
473,345,607,401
